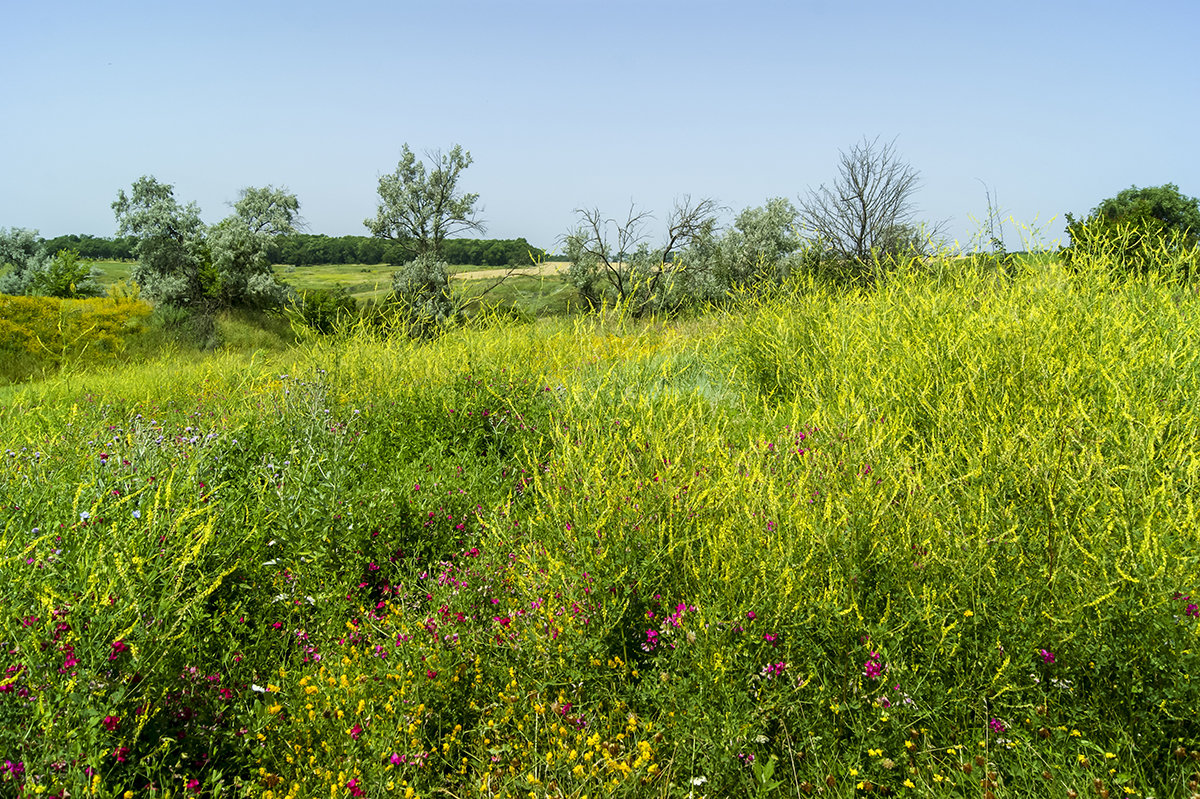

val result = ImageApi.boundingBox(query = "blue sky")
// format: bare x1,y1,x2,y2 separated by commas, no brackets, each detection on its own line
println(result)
3,0,1197,253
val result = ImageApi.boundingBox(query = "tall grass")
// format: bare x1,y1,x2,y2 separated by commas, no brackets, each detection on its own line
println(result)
1,253,1198,797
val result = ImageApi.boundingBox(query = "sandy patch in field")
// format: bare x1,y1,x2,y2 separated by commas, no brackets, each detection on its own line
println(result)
452,261,569,280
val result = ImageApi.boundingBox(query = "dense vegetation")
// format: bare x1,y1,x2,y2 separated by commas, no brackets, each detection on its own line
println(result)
23,234,550,270
2,248,1199,798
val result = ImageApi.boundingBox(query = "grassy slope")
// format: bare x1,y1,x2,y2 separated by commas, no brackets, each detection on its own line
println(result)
2,257,1198,797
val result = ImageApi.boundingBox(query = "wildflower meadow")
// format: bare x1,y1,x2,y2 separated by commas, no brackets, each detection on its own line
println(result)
2,254,1199,798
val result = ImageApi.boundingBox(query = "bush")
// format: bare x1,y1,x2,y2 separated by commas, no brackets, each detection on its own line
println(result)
0,294,153,383
292,287,358,334
1064,183,1200,276
389,253,457,337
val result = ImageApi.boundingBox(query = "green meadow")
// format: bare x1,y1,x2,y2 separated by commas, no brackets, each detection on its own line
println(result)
1,254,1199,798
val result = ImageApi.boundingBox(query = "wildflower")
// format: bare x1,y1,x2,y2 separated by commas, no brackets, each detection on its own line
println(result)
746,611,756,620
1040,649,1056,664
186,778,200,794
863,652,883,680
80,511,90,522
347,778,366,797
108,640,129,660
350,724,363,740
989,717,1006,734
102,715,120,732
1187,603,1199,618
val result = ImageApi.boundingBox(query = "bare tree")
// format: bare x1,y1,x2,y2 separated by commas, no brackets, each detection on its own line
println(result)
564,196,717,315
799,136,925,265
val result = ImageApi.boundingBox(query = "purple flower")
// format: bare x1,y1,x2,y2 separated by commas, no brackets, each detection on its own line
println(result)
1040,649,1056,665
1186,603,1199,619
863,652,883,680
989,717,1006,733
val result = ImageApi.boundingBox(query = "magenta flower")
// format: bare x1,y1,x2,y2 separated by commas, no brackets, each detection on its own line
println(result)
1187,603,1199,619
347,778,366,797
108,640,129,661
863,651,883,680
186,778,200,794
102,715,120,732
989,717,1006,733
349,723,363,740
1040,649,1056,665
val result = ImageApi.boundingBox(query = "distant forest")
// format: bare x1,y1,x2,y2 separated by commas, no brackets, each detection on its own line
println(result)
39,233,550,266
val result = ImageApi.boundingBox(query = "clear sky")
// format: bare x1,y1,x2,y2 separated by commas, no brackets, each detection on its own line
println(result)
3,0,1197,253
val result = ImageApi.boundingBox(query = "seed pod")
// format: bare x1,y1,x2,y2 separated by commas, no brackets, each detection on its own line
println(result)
1067,790,1078,799
826,774,837,788
1036,704,1047,716
1178,747,1190,760
975,754,986,768
1039,727,1051,739
1043,770,1053,781
1093,778,1104,792
961,763,973,774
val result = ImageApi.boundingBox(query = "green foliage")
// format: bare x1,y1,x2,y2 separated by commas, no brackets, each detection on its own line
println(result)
290,287,358,334
387,252,457,337
1065,183,1200,276
0,294,153,383
2,248,1200,797
0,227,50,295
364,143,484,257
28,249,103,299
113,176,298,312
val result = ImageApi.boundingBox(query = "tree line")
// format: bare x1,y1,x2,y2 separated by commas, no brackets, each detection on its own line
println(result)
267,234,547,267
28,232,547,268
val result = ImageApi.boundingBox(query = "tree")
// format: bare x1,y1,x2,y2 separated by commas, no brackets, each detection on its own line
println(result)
799,136,927,268
1064,184,1200,276
365,144,484,258
713,198,803,289
113,176,210,309
564,197,718,314
113,177,299,311
0,227,49,295
207,185,300,308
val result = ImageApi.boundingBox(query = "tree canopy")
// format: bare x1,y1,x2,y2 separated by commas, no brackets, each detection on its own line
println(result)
365,144,484,258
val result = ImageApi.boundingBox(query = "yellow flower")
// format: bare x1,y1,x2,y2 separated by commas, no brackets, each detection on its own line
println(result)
904,779,916,788
963,610,974,617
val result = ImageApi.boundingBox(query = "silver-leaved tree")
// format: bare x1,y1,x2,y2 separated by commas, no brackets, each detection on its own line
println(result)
113,176,300,312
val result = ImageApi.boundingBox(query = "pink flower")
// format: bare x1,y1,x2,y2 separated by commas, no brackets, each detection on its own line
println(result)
186,778,200,794
347,778,366,797
1187,603,1199,619
745,611,756,620
108,640,129,661
102,715,120,732
1040,649,1056,665
863,651,883,680
989,717,1006,733
349,723,363,740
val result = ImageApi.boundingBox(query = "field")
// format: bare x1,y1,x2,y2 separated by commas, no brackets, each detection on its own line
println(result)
2,255,1200,798
85,261,573,310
